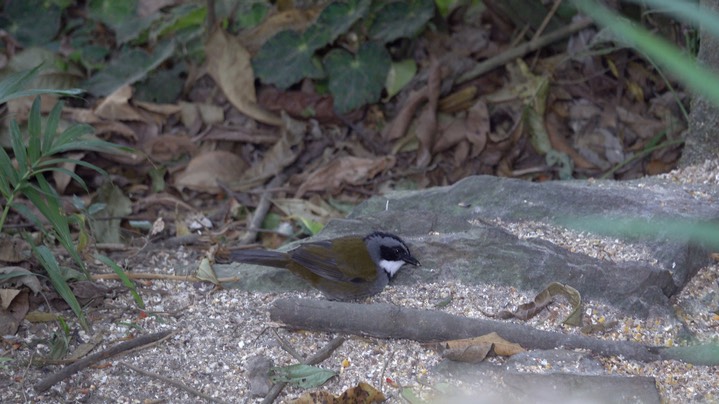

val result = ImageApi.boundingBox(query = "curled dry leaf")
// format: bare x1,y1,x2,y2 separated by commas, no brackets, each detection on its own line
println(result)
296,155,396,197
436,332,526,363
205,28,282,126
94,84,143,121
174,150,249,193
291,381,385,404
0,266,42,294
496,282,583,326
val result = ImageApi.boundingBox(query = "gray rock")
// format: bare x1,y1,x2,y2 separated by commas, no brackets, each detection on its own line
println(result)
217,175,718,316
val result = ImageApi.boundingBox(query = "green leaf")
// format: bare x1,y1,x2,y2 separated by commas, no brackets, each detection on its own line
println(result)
33,245,89,331
87,0,138,34
83,39,175,96
0,64,41,103
385,59,417,99
0,143,19,189
9,120,28,178
269,364,337,388
369,0,435,43
313,0,371,46
38,157,110,179
35,166,89,192
96,253,145,309
0,0,63,47
324,42,391,113
27,97,42,162
42,101,64,154
253,29,326,89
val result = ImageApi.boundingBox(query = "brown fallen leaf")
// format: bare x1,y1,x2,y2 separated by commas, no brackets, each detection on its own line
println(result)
436,332,526,363
494,282,583,326
174,150,249,193
94,85,143,121
296,156,396,197
290,381,385,404
205,28,282,126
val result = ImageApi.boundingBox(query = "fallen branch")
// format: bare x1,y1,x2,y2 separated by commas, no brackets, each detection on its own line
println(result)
269,298,665,363
34,330,174,393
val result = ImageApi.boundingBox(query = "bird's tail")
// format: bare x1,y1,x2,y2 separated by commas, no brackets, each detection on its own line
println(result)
228,250,290,269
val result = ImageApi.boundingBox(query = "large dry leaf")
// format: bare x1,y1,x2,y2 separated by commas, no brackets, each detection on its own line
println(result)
205,28,282,126
0,289,29,335
296,156,395,197
174,150,249,193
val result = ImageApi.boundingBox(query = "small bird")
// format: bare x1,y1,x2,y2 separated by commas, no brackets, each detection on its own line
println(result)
229,232,420,300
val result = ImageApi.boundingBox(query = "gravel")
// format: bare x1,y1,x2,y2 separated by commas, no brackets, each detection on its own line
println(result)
2,163,719,403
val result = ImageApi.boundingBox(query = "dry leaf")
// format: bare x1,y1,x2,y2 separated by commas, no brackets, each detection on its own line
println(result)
496,282,583,326
205,28,282,126
94,85,143,121
437,332,525,363
174,150,249,193
296,156,395,197
291,381,385,404
0,237,30,263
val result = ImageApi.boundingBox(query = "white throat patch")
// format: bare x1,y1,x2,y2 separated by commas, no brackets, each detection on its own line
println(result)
379,260,405,278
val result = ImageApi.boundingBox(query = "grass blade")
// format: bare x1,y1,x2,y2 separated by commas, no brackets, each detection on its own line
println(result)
42,101,64,154
32,244,89,331
95,254,145,309
0,145,19,191
9,120,28,179
27,97,42,162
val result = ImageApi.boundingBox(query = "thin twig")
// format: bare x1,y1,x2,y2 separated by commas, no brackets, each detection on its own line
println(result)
239,175,286,245
121,362,228,404
457,18,594,85
273,329,305,362
34,330,174,392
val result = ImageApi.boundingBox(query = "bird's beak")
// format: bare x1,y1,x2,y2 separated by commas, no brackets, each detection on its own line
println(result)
404,256,420,267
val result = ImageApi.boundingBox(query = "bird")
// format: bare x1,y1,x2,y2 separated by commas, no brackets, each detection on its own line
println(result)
228,231,420,300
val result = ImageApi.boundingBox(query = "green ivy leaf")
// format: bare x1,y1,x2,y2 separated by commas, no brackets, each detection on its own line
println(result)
269,364,337,388
0,0,63,47
369,0,435,43
83,39,175,96
314,0,371,45
87,0,138,35
324,42,391,113
253,29,326,89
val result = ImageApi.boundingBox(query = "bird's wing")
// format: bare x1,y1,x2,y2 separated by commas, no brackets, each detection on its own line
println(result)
290,240,371,283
